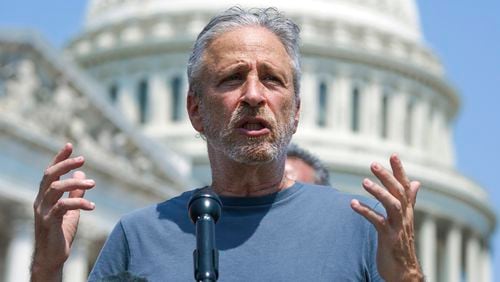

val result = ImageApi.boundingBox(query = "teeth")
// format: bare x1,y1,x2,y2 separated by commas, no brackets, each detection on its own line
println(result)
243,123,264,130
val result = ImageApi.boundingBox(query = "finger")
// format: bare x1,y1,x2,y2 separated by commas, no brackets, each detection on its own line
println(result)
69,188,85,199
39,144,74,194
73,170,86,180
362,178,403,228
69,171,88,198
50,143,73,166
51,198,95,218
351,199,386,232
371,162,407,208
43,178,95,205
40,156,85,192
407,181,420,208
390,154,411,191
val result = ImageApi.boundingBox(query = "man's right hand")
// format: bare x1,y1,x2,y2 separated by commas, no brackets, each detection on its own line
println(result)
31,143,96,282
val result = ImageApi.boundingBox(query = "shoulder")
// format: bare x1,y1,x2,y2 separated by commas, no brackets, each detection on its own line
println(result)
296,182,385,215
299,182,379,205
119,189,197,230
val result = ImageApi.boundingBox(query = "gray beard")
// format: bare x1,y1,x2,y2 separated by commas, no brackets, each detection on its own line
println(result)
201,104,296,165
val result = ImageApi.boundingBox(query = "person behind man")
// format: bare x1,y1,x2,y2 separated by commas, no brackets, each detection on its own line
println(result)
31,7,423,281
285,143,330,186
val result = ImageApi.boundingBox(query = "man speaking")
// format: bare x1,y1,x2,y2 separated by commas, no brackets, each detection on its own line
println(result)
31,7,423,281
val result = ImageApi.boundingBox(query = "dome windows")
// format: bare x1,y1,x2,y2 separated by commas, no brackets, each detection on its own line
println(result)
138,79,149,124
351,86,361,133
109,83,118,104
317,81,328,127
381,91,390,139
170,75,183,122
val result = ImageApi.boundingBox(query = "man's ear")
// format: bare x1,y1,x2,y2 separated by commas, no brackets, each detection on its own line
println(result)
187,88,204,133
292,97,301,133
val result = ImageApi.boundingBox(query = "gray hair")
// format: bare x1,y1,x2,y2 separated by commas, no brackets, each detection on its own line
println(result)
287,143,330,186
187,7,301,98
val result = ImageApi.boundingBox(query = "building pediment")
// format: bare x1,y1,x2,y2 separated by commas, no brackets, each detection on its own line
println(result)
0,30,192,200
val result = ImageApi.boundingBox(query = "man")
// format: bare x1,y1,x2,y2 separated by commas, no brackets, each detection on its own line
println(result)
31,7,423,281
285,143,330,185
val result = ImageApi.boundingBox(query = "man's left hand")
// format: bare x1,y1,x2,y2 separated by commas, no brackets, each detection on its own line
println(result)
351,154,424,282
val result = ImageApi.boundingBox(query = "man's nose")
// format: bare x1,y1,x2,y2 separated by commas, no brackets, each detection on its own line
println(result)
241,77,266,107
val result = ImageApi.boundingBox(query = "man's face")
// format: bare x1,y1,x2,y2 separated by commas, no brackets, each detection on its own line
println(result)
189,26,300,164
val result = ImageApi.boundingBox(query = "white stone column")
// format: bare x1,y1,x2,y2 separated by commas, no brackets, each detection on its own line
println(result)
481,245,492,282
364,29,381,52
427,106,441,155
412,99,428,150
334,23,351,46
63,238,89,282
431,110,446,159
332,72,351,133
180,74,190,124
118,76,139,124
419,215,437,282
149,72,170,127
362,78,382,137
466,234,481,282
299,71,317,128
444,225,462,282
442,120,455,165
5,216,33,282
300,17,316,41
387,90,407,144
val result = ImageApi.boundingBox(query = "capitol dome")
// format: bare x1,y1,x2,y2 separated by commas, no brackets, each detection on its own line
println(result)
64,1,495,281
84,0,422,41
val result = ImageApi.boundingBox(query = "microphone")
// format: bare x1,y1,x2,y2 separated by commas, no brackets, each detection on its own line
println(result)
188,187,222,282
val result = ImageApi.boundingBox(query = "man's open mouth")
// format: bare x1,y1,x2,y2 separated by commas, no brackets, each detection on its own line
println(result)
236,118,271,137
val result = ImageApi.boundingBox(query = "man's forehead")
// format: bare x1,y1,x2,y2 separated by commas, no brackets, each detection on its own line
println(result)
202,26,292,70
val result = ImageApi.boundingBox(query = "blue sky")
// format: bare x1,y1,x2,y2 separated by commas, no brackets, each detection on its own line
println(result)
1,0,499,280
418,2,500,281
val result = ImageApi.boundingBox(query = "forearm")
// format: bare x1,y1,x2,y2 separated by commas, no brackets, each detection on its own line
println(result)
401,269,425,282
407,261,424,281
30,256,63,282
382,262,424,282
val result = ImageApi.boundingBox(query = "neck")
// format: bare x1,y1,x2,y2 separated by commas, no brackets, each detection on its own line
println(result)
207,145,294,197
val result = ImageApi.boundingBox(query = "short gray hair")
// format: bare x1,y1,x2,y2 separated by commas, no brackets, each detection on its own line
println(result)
287,143,330,186
187,7,301,98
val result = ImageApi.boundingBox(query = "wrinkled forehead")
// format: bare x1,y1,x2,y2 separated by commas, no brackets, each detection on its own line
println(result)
201,26,293,72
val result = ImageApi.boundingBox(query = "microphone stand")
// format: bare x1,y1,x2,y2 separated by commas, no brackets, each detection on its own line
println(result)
188,188,222,282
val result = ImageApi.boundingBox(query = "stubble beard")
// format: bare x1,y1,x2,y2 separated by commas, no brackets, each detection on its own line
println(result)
201,103,296,165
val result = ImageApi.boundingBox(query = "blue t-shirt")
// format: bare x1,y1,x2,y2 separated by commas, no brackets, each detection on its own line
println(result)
89,182,384,281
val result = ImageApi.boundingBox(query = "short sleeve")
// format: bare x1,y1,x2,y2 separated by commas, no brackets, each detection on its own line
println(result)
368,201,386,281
87,221,130,281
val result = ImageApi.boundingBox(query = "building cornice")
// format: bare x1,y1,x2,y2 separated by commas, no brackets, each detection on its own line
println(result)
66,10,457,117
301,43,460,118
0,30,192,194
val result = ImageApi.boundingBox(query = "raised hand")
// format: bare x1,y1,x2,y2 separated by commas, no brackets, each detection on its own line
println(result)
31,143,96,282
351,154,423,282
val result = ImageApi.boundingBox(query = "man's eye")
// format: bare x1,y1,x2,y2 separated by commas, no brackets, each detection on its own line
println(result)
263,75,282,85
221,73,243,84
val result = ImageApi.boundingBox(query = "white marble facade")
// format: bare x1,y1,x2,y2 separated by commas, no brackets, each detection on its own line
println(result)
0,0,496,281
0,31,190,281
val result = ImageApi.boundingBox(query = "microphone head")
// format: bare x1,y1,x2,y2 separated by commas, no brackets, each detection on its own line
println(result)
188,187,222,224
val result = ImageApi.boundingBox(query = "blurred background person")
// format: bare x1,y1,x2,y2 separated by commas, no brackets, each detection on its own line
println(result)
285,143,330,186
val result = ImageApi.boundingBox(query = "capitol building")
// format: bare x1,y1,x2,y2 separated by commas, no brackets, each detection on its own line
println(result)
0,0,496,281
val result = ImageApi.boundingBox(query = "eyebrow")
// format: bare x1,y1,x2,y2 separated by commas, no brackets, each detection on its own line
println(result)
212,60,291,84
258,62,289,83
216,62,251,76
